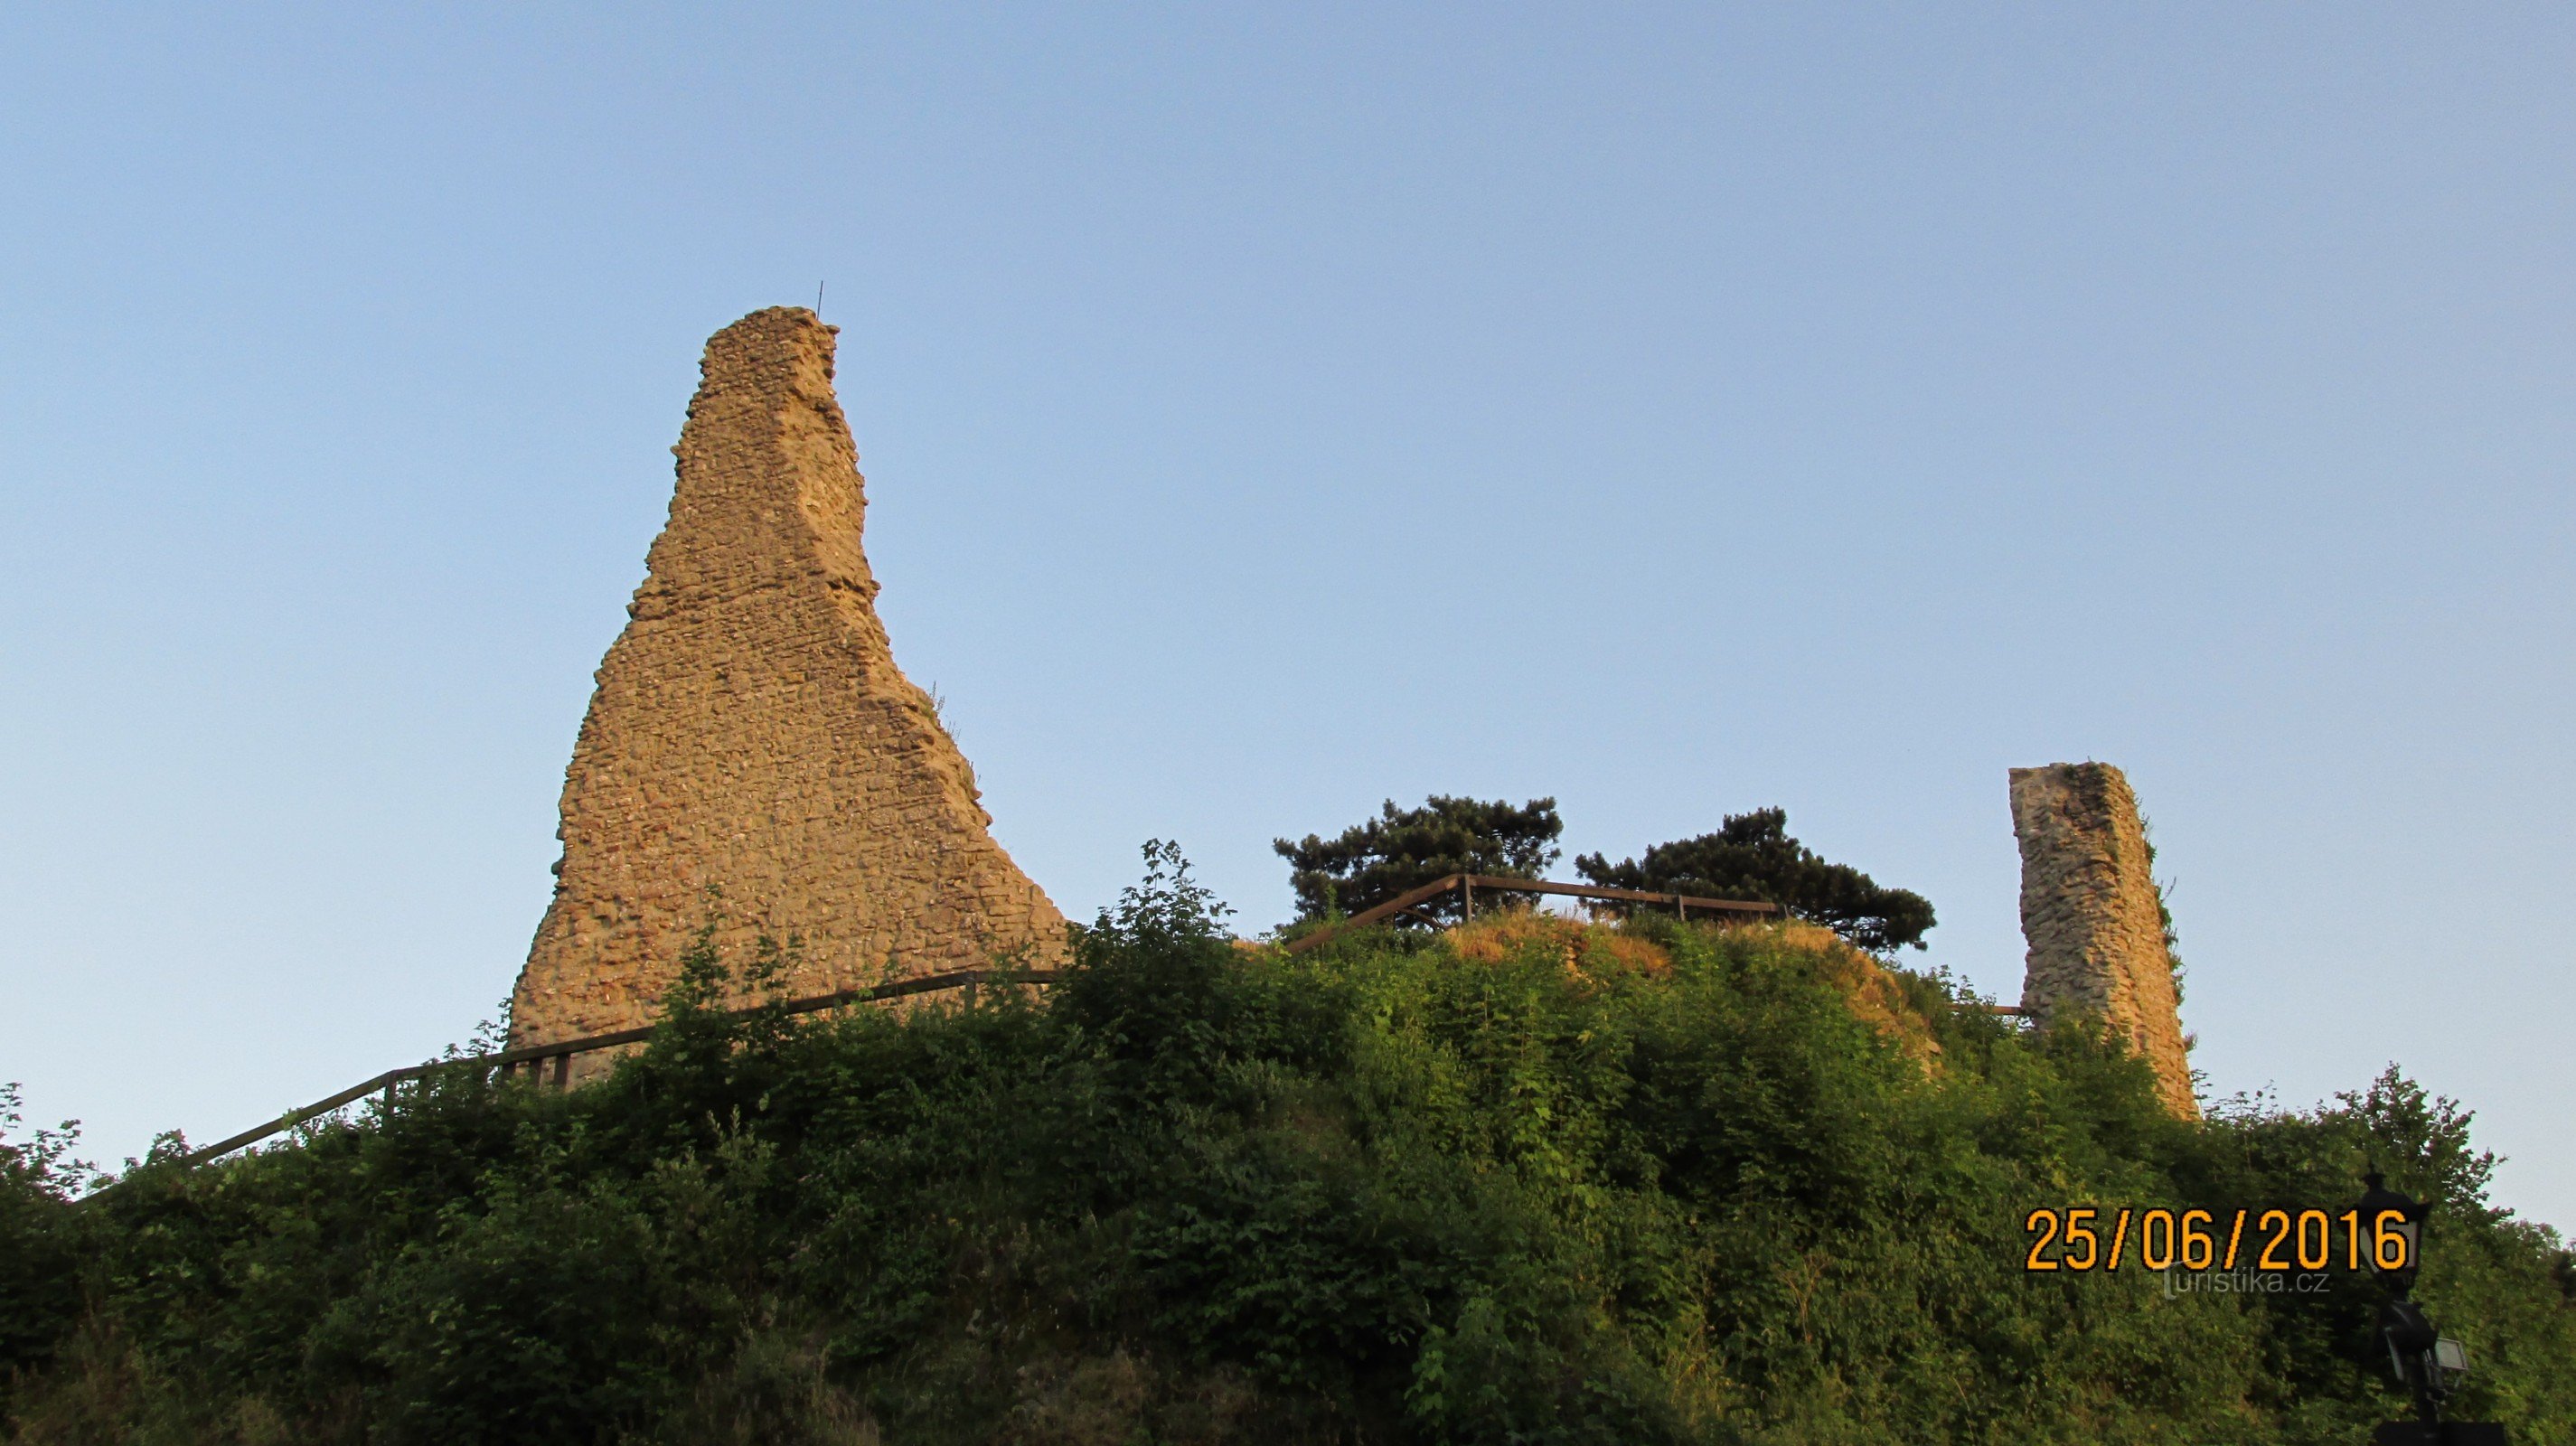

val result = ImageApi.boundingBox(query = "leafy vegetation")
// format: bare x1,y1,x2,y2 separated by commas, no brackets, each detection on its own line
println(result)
1575,807,1938,953
1275,796,1563,924
3,844,2569,1444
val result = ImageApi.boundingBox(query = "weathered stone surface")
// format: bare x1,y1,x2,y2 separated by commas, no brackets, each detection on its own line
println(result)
511,306,1066,1052
2010,762,2196,1118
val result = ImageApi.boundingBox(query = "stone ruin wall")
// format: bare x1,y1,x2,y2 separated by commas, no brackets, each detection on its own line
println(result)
510,306,1067,1053
2010,762,2197,1118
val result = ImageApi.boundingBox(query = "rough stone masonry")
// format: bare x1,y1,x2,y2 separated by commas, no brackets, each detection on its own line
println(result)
2010,762,2197,1117
511,306,1067,1053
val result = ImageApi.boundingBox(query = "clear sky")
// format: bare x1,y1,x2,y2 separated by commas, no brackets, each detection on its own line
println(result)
3,5,2569,1228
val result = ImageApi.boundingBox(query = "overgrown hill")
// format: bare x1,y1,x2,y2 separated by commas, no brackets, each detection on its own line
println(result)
5,852,2571,1444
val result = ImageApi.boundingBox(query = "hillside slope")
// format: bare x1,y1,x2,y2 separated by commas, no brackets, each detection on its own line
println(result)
5,852,2571,1444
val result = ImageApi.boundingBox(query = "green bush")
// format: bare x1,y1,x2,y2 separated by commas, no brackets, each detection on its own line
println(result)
4,846,2568,1443
0,1086,90,1391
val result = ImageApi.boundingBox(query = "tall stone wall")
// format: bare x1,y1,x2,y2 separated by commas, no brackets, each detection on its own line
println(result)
2009,762,2196,1118
511,306,1067,1051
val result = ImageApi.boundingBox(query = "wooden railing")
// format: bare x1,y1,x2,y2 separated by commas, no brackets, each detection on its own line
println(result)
1283,873,1781,954
1279,876,2026,1015
165,966,1058,1173
132,887,2022,1188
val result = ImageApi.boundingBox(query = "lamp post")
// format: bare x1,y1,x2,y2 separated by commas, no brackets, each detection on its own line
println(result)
2358,1168,2426,1296
2358,1169,2498,1445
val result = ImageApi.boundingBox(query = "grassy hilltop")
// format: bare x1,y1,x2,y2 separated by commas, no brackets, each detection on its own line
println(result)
5,850,2571,1444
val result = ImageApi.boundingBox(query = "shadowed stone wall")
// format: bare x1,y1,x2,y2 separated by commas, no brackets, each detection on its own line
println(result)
2009,762,2196,1118
511,306,1066,1052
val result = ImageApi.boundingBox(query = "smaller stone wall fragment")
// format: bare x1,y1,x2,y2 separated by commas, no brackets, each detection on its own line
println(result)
2010,762,2197,1118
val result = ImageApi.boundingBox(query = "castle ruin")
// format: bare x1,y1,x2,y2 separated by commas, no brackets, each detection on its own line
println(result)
2010,762,2197,1117
510,307,1067,1053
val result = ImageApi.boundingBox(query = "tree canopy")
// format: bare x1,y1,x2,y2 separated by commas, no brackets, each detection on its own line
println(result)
1575,806,1936,953
1274,794,1561,924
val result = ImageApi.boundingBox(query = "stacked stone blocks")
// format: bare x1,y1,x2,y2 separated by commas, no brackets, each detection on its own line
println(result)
510,307,1067,1054
2010,762,2197,1118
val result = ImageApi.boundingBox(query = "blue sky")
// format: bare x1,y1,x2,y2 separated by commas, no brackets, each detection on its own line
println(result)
3,5,2570,1228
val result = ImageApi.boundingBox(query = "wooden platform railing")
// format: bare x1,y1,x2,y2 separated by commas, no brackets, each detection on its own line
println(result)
165,966,1059,1173
1278,876,2028,1016
1283,873,1782,955
129,895,2026,1189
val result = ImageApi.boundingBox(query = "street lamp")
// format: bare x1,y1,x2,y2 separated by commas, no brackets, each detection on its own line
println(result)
2358,1167,2426,1291
2356,1169,2500,1444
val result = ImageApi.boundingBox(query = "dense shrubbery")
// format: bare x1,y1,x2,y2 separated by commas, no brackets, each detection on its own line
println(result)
4,846,2570,1443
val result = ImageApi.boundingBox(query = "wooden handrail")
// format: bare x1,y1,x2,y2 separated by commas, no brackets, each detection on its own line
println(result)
1283,882,2024,1023
1283,874,1780,954
111,929,2026,1197
155,966,1060,1174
